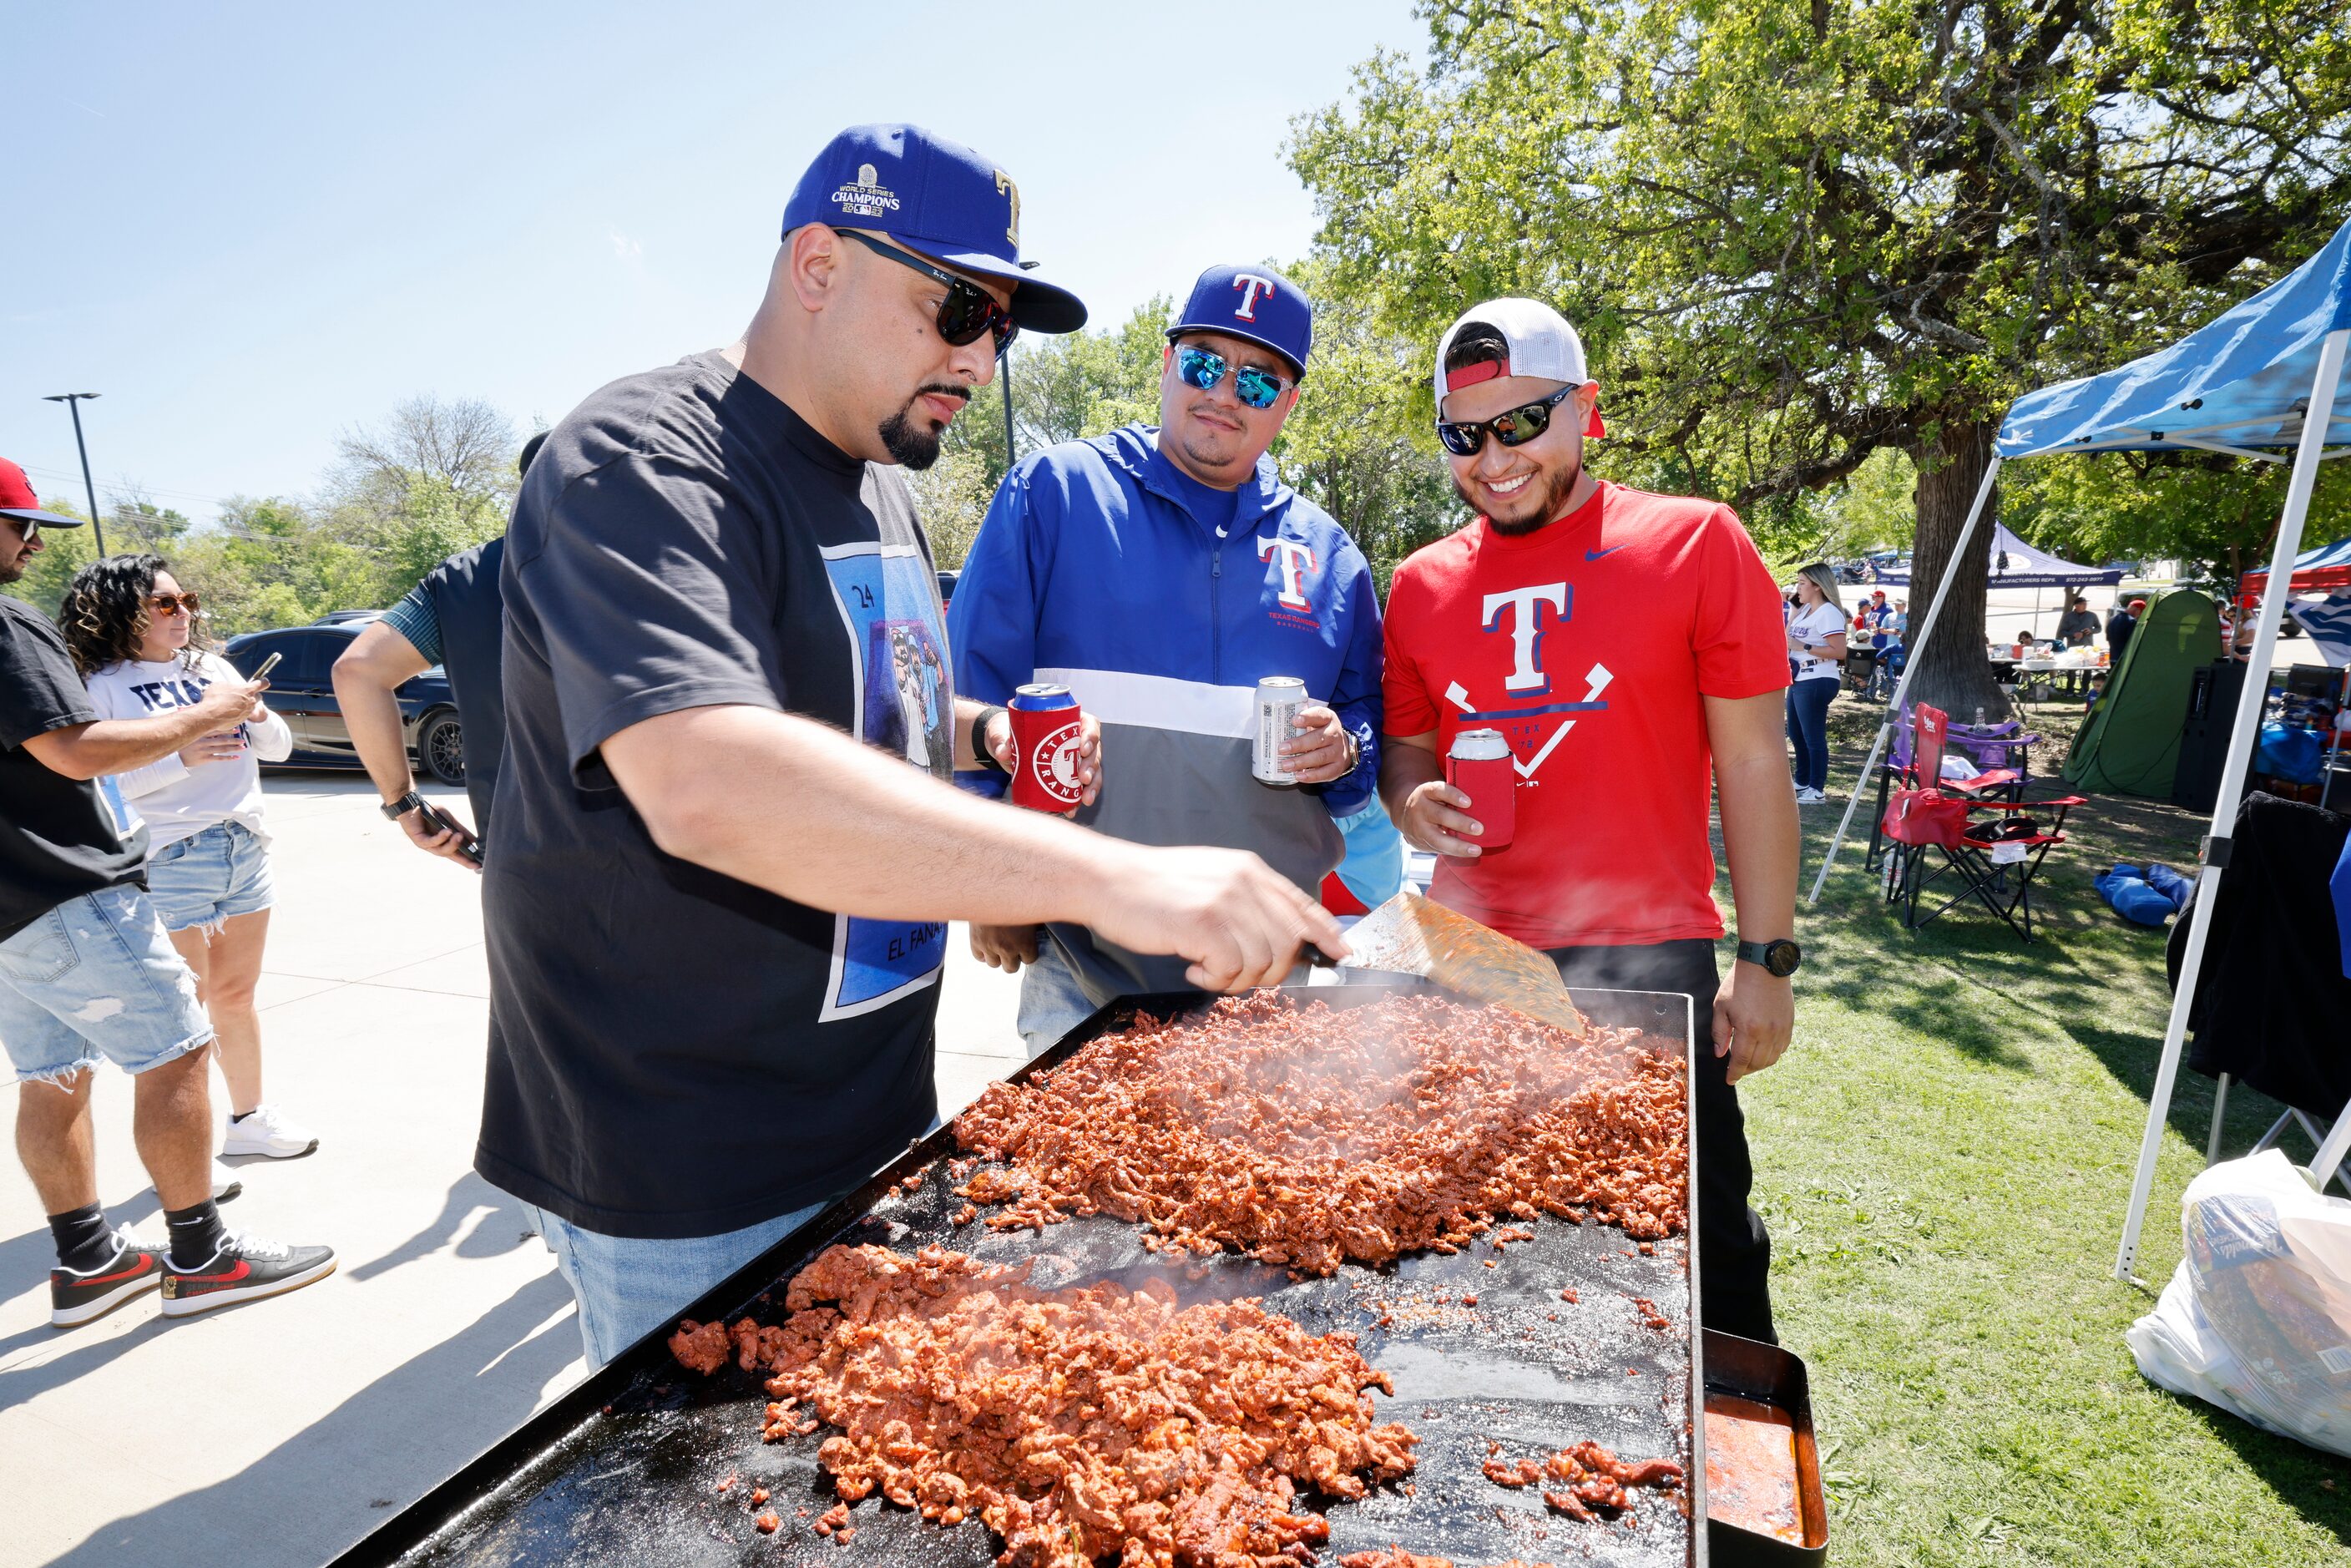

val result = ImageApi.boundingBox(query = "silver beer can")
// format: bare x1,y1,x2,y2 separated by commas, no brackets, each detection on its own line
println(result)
1252,676,1309,785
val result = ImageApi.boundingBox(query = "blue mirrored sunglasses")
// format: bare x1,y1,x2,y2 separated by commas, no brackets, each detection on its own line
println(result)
1173,345,1293,411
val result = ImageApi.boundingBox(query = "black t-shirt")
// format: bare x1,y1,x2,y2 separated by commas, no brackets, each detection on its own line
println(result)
419,537,508,833
478,352,953,1238
0,596,148,940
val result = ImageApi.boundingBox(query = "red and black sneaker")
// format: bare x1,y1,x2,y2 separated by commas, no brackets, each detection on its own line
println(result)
159,1232,336,1318
51,1229,165,1328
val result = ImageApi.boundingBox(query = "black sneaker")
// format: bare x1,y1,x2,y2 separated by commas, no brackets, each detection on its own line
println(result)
51,1228,165,1328
159,1232,336,1318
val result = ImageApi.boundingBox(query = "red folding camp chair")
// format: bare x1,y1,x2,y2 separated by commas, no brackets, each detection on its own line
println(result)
1879,703,2086,942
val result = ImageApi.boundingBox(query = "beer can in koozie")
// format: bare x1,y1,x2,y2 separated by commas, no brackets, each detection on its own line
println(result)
1444,727,1516,850
1009,684,1085,812
1252,676,1309,785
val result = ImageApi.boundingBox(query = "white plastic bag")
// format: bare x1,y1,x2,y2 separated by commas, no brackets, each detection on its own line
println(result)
2126,1149,2351,1456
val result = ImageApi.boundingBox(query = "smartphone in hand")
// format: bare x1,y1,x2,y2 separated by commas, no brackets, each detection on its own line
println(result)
424,802,485,867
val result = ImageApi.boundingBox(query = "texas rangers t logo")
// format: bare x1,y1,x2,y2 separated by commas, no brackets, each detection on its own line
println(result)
1232,273,1278,321
1257,535,1317,609
1482,583,1570,694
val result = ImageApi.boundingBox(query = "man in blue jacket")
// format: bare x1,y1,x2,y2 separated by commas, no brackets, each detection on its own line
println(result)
949,264,1383,1054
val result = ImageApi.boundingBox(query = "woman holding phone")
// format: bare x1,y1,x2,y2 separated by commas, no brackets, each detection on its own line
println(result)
59,555,319,1161
1782,562,1848,804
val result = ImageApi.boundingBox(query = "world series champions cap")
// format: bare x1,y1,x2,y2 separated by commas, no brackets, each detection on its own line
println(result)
1166,263,1313,377
1433,297,1606,438
0,458,84,529
781,124,1088,335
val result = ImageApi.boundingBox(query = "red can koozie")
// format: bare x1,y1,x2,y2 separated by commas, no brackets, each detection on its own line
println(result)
1444,727,1515,850
1009,683,1086,812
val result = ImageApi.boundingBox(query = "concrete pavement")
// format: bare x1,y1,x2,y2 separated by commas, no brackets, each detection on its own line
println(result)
0,774,1025,1567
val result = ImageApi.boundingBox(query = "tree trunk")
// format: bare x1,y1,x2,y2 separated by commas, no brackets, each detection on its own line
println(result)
1904,417,2010,723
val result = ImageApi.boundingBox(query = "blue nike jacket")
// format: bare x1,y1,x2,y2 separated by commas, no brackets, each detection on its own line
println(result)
948,423,1383,1005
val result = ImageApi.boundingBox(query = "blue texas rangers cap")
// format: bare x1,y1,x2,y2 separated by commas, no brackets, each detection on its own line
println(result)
781,124,1087,335
1165,263,1313,377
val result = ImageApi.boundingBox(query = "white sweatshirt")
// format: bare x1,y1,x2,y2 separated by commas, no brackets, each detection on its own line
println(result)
83,651,293,850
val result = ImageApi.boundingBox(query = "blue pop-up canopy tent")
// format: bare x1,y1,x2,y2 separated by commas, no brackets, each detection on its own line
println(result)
1870,523,2122,589
1807,215,2351,1280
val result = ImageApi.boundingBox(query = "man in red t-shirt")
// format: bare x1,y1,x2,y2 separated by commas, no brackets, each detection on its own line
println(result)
1379,298,1799,1342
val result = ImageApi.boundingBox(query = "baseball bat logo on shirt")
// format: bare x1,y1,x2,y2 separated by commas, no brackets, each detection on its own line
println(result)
1231,274,1278,321
1257,535,1317,609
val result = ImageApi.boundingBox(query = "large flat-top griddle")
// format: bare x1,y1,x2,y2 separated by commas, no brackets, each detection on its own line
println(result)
334,983,1704,1568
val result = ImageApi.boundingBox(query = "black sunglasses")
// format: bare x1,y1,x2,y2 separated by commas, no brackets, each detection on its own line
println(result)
840,230,1018,356
1435,384,1583,457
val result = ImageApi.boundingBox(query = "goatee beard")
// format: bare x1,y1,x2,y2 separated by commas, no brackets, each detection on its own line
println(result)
877,383,969,470
1458,455,1585,536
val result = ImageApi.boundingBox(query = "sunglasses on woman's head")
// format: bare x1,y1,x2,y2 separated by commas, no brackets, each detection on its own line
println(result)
839,230,1018,355
147,592,200,615
1171,345,1293,411
1434,383,1584,458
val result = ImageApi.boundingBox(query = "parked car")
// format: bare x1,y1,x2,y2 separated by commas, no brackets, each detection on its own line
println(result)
223,623,466,784
937,568,958,611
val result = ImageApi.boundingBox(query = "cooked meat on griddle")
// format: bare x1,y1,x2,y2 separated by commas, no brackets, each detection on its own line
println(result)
1482,1439,1684,1521
1337,1551,1558,1568
670,1242,1418,1567
952,991,1686,1274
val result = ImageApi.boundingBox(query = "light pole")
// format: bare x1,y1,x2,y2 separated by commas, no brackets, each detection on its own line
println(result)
42,392,105,555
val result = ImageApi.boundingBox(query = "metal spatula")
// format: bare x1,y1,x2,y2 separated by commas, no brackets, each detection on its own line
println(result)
1327,889,1590,1037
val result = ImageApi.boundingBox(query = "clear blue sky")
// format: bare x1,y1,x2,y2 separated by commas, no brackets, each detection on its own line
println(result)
3,2,1425,524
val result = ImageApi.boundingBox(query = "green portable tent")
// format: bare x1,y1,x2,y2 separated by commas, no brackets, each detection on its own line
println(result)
2061,590,2221,795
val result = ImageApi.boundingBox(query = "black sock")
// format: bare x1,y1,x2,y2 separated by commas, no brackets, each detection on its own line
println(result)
230,1109,252,1123
48,1203,115,1274
164,1201,230,1272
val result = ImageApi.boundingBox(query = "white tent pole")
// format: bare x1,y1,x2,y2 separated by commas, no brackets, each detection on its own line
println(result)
2116,326,2350,1282
1809,458,2002,904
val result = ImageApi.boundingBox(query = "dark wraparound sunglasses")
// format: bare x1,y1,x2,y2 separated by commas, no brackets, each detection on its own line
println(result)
841,230,1018,356
1435,383,1584,457
1173,345,1293,411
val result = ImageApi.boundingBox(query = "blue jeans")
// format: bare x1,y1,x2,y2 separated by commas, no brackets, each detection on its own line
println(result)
1017,938,1100,1061
147,820,276,934
518,1198,829,1369
1785,676,1836,792
0,886,214,1087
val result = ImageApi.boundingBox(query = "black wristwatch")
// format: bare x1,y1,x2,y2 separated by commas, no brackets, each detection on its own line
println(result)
381,789,428,822
1736,937,1802,978
972,706,1009,776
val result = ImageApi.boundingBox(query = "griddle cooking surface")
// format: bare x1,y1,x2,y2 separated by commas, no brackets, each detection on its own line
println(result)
389,987,1697,1568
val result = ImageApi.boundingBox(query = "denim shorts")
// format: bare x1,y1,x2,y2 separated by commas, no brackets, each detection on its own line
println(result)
146,821,275,935
0,885,215,1087
516,1198,832,1369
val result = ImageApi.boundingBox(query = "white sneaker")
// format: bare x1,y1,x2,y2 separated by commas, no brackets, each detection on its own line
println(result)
222,1104,320,1160
1794,787,1829,805
212,1159,242,1204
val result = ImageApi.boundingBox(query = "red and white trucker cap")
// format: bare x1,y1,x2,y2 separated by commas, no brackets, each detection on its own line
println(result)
1433,297,1605,438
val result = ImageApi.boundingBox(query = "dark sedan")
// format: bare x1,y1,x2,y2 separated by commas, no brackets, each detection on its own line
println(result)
224,621,468,784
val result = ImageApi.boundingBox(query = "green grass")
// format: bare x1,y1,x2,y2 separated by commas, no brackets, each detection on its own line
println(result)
1732,694,2351,1566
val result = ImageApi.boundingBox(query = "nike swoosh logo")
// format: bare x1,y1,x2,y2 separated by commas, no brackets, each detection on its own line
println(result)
1585,546,1625,561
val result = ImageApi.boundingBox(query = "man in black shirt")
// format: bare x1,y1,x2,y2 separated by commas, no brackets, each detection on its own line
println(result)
1,464,335,1326
481,126,1348,1366
332,431,541,862
2108,596,2146,663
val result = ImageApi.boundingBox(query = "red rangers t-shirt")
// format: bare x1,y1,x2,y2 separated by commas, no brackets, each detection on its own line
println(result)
1383,481,1789,948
